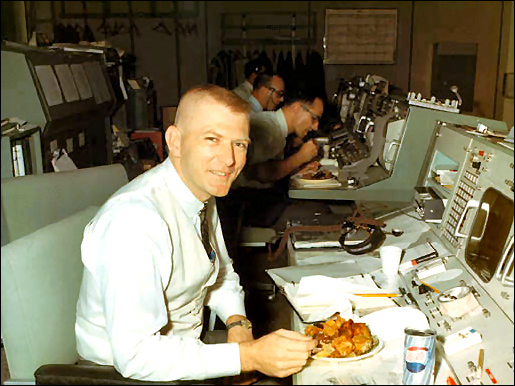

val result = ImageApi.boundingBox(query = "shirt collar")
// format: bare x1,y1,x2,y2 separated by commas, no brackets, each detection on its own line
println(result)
275,108,288,138
162,158,206,219
248,95,263,113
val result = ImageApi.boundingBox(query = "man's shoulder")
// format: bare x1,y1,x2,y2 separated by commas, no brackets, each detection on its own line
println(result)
93,190,162,229
250,110,278,124
94,165,173,225
250,111,283,137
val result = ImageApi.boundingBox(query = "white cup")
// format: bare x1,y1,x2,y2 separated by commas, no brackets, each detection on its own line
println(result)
380,246,403,275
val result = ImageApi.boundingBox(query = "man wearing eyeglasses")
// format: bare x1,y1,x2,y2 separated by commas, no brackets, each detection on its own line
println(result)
247,73,286,113
217,91,323,286
235,91,324,188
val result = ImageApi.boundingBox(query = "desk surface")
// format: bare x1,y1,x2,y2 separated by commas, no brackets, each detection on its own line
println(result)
282,211,514,385
291,311,456,385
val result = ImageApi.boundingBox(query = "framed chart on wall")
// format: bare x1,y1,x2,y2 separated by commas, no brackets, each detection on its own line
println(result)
324,9,398,64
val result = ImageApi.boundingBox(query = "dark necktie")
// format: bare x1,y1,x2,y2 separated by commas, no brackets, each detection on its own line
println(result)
199,203,215,263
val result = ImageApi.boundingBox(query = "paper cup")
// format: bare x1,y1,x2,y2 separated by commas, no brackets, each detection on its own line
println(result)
380,246,403,275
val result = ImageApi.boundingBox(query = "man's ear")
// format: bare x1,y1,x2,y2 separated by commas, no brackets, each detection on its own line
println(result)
293,101,303,113
165,125,181,157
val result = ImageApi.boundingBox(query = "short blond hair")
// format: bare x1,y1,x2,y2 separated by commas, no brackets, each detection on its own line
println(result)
175,84,251,127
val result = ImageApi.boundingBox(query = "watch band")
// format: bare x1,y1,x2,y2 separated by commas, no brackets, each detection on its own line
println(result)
226,319,252,330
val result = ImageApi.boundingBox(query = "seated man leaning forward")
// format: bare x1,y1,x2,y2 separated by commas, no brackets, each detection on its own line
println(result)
235,92,324,189
75,84,316,382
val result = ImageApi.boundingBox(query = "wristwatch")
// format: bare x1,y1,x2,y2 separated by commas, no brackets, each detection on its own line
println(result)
226,318,252,330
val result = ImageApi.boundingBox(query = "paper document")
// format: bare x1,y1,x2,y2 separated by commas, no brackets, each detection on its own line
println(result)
270,272,397,322
51,149,77,172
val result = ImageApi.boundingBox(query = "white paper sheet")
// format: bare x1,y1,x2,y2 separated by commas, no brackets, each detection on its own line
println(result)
270,271,397,322
51,149,77,172
358,307,430,341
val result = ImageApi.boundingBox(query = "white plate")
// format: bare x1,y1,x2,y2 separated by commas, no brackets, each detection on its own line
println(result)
296,176,336,185
311,335,384,362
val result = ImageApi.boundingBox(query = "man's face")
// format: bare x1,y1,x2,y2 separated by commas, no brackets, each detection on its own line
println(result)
168,100,250,202
264,76,286,111
293,97,324,139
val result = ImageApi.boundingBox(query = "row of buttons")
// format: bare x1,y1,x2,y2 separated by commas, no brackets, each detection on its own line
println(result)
447,216,458,228
450,202,464,217
453,196,468,209
442,227,459,247
457,181,475,197
464,170,478,184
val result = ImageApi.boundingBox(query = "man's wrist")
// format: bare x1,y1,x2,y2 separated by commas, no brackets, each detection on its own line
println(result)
226,318,252,330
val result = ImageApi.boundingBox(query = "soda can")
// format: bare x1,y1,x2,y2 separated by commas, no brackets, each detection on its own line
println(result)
403,327,437,385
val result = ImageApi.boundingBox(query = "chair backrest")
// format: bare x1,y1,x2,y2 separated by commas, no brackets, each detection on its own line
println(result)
1,206,100,382
1,163,128,246
0,164,129,383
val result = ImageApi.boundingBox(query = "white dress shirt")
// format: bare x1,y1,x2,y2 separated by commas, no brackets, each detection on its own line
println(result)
248,95,263,113
75,158,246,381
232,80,253,101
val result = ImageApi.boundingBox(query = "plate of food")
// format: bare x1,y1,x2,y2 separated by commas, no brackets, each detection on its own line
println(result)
296,169,335,181
304,313,384,362
294,169,338,186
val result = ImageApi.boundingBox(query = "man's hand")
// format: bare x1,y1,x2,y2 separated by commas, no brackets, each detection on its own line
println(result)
297,140,319,164
296,160,320,177
238,329,316,378
290,135,304,148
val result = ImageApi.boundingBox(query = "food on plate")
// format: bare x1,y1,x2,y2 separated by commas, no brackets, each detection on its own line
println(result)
299,169,334,180
304,313,376,358
295,161,336,180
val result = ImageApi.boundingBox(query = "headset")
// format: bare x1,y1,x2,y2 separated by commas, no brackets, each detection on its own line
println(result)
338,205,386,255
339,223,386,255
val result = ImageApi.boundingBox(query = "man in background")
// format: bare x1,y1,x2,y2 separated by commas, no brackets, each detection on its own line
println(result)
246,73,286,113
237,92,323,188
232,59,265,102
217,91,323,272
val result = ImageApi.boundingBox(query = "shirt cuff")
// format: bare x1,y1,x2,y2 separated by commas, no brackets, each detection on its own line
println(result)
199,342,241,376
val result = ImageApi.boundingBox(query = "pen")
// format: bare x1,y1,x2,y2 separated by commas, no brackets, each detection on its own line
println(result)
419,279,440,293
399,252,439,270
477,349,484,379
485,368,497,384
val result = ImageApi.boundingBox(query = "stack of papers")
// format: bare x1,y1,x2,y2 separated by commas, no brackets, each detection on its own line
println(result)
279,274,397,322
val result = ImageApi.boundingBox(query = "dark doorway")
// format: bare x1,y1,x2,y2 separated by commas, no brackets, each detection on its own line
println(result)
431,42,478,112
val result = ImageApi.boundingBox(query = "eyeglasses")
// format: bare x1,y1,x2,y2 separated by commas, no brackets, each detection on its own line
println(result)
300,104,321,123
266,86,286,98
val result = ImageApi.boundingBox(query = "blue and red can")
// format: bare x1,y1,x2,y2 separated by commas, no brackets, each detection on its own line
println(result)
403,327,437,385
